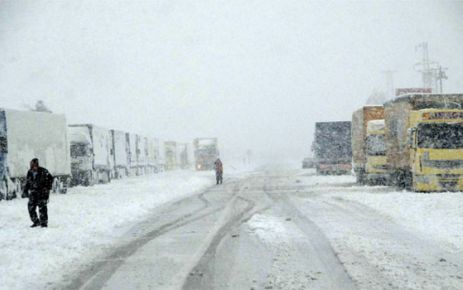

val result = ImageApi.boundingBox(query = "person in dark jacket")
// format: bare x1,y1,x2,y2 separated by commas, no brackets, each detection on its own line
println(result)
22,158,54,228
214,158,223,185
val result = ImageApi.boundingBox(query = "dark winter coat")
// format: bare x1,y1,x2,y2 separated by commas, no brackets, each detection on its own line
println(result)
215,159,223,174
22,167,54,199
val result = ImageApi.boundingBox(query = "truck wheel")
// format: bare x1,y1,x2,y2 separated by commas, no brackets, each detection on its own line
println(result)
0,179,6,200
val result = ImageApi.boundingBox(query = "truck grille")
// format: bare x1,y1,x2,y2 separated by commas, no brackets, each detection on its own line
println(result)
437,174,459,190
422,159,463,169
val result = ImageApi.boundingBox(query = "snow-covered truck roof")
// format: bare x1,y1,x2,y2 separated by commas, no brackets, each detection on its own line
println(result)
68,126,92,145
3,109,71,177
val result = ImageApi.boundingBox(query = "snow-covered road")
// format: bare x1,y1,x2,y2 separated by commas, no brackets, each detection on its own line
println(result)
0,171,214,290
2,167,463,289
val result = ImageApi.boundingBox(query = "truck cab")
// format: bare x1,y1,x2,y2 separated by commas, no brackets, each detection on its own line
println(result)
365,120,388,184
69,126,94,186
409,109,463,191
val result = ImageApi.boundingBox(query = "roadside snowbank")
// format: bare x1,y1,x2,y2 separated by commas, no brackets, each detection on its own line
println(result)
341,190,463,252
295,171,463,252
0,170,214,290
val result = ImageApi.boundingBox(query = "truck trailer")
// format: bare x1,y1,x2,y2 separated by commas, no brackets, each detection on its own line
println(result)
127,133,139,176
164,141,177,170
68,124,113,186
351,106,385,183
146,138,160,173
0,109,71,200
385,93,463,191
194,138,219,171
312,121,352,175
111,129,129,178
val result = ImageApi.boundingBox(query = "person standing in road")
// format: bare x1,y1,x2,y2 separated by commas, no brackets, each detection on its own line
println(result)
22,158,54,228
214,158,223,185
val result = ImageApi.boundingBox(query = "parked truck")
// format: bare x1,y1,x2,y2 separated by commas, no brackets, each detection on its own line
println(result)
364,119,388,184
0,109,71,199
137,135,148,175
164,141,177,170
146,138,160,173
177,143,190,169
68,124,113,186
385,93,463,191
127,133,139,176
111,129,129,178
351,106,385,183
194,138,219,171
312,122,352,175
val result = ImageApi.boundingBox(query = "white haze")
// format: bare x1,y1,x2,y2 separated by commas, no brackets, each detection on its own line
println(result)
0,0,462,162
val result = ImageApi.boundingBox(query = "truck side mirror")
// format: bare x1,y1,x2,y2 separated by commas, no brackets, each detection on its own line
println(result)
407,128,417,149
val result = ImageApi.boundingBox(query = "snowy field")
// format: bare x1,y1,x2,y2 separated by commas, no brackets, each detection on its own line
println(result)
0,170,215,290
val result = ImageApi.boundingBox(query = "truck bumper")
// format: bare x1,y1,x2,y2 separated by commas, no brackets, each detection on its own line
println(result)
317,163,352,175
414,174,463,192
365,173,390,185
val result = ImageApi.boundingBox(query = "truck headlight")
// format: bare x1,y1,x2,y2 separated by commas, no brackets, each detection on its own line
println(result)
415,175,431,184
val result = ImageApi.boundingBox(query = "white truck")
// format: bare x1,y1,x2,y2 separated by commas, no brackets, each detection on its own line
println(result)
111,130,129,178
137,135,148,175
68,124,113,186
177,143,190,169
147,138,160,173
158,140,166,172
165,141,177,170
127,133,139,176
0,109,71,200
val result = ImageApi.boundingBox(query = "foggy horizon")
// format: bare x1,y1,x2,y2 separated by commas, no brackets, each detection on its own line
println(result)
1,0,462,162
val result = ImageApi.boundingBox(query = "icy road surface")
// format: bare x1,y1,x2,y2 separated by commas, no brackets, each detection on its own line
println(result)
2,168,463,290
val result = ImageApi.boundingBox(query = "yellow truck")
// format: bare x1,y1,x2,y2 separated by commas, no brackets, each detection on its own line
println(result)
384,93,463,191
365,119,389,184
352,106,385,184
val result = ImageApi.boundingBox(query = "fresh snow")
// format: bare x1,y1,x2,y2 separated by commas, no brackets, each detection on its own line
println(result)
341,190,463,252
0,170,214,290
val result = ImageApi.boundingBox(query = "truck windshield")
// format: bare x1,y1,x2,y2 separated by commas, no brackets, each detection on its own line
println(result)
71,144,90,157
366,135,386,156
417,123,463,149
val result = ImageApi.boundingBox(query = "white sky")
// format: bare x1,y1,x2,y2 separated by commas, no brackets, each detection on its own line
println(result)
1,0,462,162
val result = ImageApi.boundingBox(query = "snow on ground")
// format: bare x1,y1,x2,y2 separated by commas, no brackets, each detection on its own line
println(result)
340,190,463,252
293,170,463,289
297,170,463,252
0,170,214,290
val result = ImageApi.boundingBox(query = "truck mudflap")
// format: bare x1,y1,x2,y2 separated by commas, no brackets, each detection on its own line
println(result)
413,174,463,192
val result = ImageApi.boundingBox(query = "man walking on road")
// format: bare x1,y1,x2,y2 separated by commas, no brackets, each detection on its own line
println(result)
215,158,223,185
22,158,54,228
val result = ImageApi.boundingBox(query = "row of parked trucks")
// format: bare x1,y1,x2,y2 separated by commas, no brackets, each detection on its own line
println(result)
313,93,463,192
0,108,215,200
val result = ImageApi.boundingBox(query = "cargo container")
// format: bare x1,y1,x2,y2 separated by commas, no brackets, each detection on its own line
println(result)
146,138,160,173
177,143,190,169
137,135,148,175
110,129,129,178
165,141,177,170
127,133,138,176
385,93,463,191
0,109,71,199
